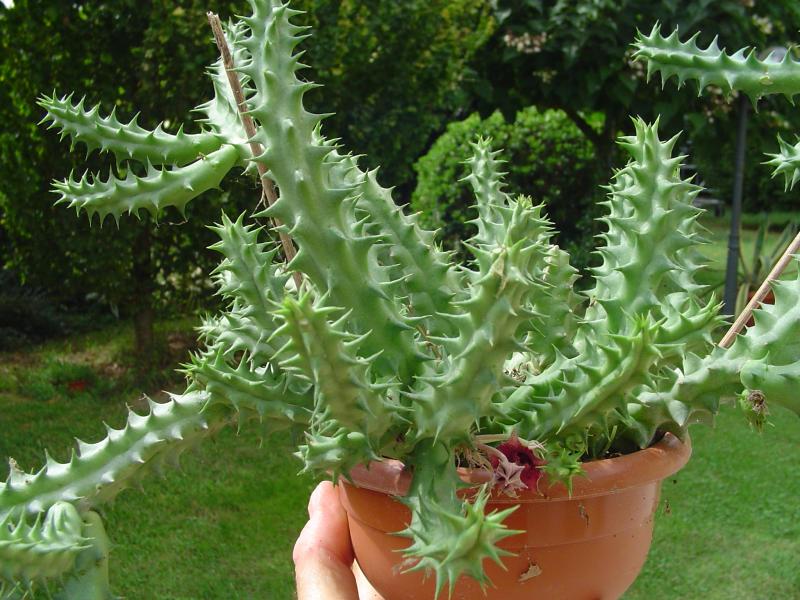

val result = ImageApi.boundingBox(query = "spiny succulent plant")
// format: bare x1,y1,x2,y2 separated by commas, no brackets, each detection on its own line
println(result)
3,5,800,598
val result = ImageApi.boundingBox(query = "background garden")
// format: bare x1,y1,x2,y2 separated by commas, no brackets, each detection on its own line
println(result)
1,1,799,598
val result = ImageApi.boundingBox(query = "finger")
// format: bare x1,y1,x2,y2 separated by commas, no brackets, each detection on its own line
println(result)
294,481,359,600
295,550,359,600
295,481,354,565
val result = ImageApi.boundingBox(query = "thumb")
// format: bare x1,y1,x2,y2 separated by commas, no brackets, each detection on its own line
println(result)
294,481,359,600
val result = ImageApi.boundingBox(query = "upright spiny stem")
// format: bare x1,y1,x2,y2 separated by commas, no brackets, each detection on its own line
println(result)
207,12,301,289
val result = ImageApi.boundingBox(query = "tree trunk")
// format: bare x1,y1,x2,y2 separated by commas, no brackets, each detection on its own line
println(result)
131,224,155,362
561,106,619,173
599,114,618,173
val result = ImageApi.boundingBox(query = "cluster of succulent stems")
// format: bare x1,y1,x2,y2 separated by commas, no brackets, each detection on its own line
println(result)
2,6,800,598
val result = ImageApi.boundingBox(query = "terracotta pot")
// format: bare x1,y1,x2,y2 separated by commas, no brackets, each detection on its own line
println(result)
339,433,691,600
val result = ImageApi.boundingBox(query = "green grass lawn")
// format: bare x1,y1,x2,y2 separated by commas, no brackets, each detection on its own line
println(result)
1,397,315,599
2,214,799,598
624,405,800,599
0,324,317,599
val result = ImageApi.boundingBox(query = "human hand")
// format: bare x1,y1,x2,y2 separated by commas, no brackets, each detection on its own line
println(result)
294,481,385,600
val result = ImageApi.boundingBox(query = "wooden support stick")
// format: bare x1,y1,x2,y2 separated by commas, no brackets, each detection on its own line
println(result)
719,229,800,348
207,12,302,289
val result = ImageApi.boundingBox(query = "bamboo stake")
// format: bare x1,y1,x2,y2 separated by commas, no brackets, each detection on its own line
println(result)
206,12,302,289
719,229,800,348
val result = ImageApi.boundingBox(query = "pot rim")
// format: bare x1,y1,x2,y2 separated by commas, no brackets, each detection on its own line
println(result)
344,432,691,501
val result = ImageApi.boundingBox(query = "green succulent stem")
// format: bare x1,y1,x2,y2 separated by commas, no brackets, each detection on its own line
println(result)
55,144,240,224
634,25,800,191
627,350,743,445
353,165,459,337
188,351,312,428
39,93,224,167
634,24,800,102
240,0,426,383
413,198,553,442
273,293,396,439
0,502,88,584
0,393,223,520
57,512,112,600
203,212,290,365
765,135,800,190
400,440,519,598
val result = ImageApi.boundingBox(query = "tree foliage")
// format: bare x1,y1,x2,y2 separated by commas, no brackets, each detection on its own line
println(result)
688,99,800,213
475,0,800,164
0,0,492,354
0,1,249,310
0,1,266,355
300,0,494,193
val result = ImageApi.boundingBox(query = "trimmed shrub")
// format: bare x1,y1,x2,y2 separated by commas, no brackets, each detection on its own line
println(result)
411,107,603,270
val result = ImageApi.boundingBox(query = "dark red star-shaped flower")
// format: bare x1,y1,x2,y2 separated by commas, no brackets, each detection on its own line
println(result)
489,434,546,488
